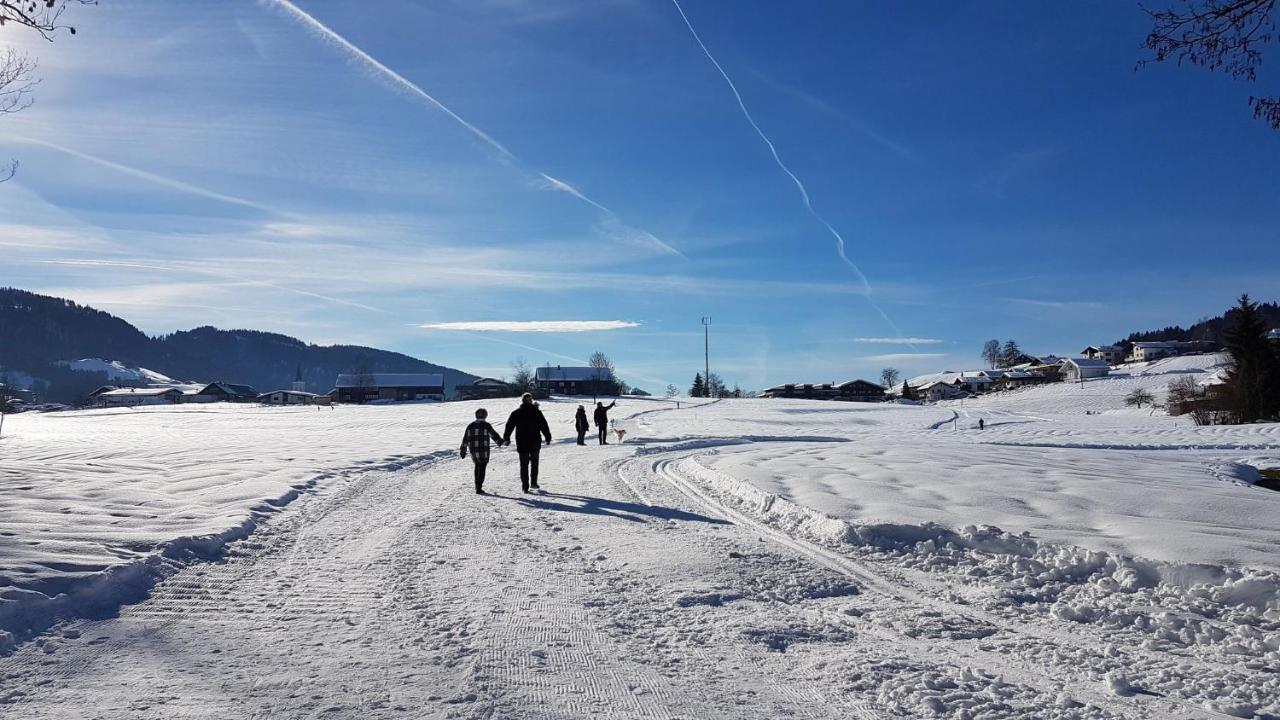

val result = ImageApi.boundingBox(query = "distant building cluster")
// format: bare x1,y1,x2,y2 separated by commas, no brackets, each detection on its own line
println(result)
755,339,1229,405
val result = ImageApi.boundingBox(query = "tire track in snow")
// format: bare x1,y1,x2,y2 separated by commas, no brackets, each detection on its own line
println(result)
635,447,1231,719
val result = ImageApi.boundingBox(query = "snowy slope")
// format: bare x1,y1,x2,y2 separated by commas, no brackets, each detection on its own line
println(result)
63,358,176,385
945,353,1229,416
2,394,1278,717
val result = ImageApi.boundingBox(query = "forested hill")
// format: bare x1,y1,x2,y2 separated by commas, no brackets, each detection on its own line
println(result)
0,288,477,402
1119,300,1280,347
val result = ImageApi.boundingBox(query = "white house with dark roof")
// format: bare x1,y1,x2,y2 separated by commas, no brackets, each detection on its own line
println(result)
95,387,183,407
1061,358,1111,382
534,366,615,396
1082,345,1125,364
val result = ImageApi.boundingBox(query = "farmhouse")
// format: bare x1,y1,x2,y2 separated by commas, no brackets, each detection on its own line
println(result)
259,390,322,406
994,370,1054,391
534,366,614,396
192,382,259,403
95,387,182,407
1061,357,1111,382
1082,345,1125,365
837,379,887,402
1124,340,1218,363
455,378,516,401
762,383,839,400
919,381,968,403
332,373,445,403
1268,328,1280,341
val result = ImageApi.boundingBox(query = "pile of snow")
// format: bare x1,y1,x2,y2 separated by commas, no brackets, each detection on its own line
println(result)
671,457,1280,676
62,358,176,385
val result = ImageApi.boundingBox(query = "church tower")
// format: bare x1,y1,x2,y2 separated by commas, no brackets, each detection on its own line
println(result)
291,364,306,392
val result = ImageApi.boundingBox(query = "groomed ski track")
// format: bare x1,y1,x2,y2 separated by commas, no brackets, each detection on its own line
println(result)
0,402,1263,719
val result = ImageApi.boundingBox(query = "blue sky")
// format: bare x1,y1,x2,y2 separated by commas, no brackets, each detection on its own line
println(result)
3,0,1277,391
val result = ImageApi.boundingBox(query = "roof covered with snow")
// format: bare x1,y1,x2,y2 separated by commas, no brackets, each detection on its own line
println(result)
1063,357,1111,368
98,387,181,397
333,373,444,389
534,366,614,382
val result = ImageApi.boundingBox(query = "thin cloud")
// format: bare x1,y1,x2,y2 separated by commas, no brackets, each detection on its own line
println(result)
853,337,945,345
12,137,281,215
1005,298,1105,310
860,353,948,363
417,320,640,332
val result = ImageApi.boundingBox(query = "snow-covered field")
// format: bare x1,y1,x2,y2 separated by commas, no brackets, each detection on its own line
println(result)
3,357,1280,718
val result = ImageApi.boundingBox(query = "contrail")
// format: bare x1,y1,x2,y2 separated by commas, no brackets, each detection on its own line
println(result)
263,0,514,162
14,137,280,215
668,0,912,342
265,0,682,257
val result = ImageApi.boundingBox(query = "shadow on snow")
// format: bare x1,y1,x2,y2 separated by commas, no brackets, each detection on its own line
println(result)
498,491,730,526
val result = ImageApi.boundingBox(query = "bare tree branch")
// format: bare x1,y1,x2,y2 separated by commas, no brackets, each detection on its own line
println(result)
0,49,37,183
1139,0,1279,129
0,48,37,114
0,0,96,40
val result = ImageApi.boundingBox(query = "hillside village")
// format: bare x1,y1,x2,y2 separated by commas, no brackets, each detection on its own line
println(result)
761,338,1265,408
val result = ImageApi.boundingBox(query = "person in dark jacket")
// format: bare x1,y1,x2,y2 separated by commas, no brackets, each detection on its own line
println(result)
503,393,552,492
460,408,505,495
593,400,616,445
574,405,590,445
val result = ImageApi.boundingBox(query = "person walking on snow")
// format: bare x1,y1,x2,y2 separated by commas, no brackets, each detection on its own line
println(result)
460,408,505,495
574,405,590,445
594,400,616,445
503,393,552,493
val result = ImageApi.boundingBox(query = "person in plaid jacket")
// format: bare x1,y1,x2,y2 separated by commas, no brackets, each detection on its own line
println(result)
460,408,505,495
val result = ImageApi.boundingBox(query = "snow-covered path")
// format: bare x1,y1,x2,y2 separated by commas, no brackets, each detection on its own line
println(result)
5,420,1274,719
0,441,872,719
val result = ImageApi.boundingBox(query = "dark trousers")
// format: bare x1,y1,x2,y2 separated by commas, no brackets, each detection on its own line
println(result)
597,425,608,444
518,450,540,490
576,429,586,445
472,459,488,492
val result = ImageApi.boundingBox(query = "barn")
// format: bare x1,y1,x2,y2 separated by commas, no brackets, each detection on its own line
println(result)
332,373,445,403
534,366,615,396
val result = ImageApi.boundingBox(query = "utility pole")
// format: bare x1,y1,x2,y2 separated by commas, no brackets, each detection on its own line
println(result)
702,317,711,398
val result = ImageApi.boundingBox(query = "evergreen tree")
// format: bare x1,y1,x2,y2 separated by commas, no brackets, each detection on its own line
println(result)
900,381,916,401
1222,294,1280,423
689,373,705,398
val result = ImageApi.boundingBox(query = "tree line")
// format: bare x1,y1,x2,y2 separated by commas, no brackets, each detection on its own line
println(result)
1168,294,1280,424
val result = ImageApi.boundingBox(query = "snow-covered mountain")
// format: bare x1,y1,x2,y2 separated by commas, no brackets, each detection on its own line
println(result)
62,358,177,386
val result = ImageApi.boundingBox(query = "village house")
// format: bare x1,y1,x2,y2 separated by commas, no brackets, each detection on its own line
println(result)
1268,328,1280,342
1124,340,1218,363
455,377,516,401
761,383,837,400
1082,345,1125,365
95,387,183,407
837,380,887,402
919,381,968,403
258,389,323,406
332,373,445,403
1060,357,1111,382
994,370,1055,391
192,382,260,402
534,366,615,396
